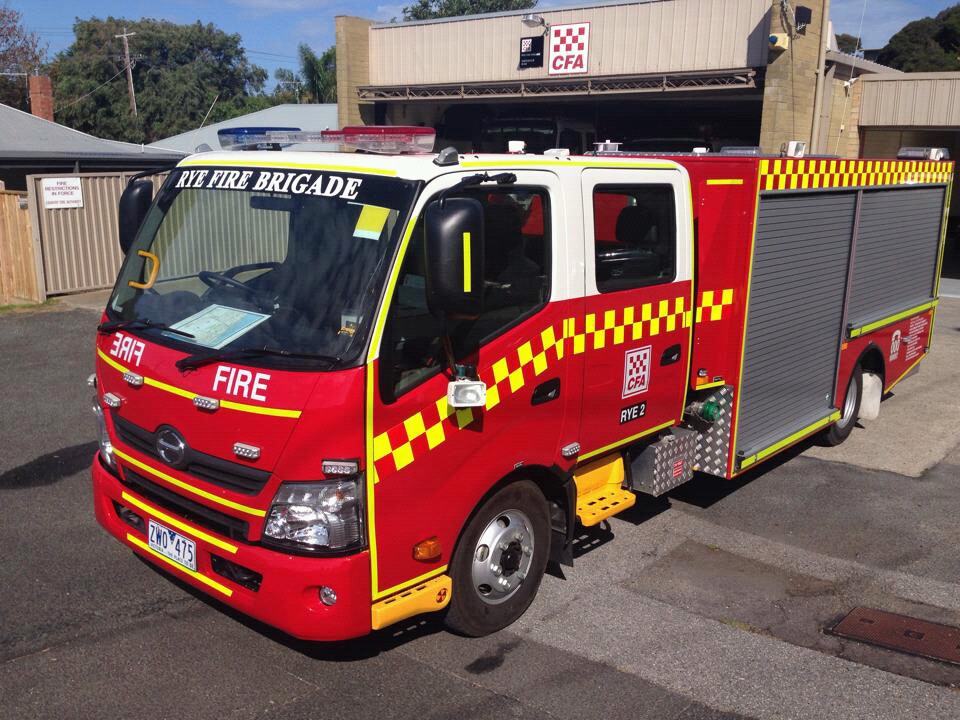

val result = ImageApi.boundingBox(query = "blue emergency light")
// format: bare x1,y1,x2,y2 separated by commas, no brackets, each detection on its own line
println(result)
217,126,302,150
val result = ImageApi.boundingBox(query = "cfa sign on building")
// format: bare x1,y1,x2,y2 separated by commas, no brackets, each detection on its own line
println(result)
548,23,590,75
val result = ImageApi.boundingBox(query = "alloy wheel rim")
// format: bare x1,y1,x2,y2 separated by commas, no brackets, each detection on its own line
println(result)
470,509,535,605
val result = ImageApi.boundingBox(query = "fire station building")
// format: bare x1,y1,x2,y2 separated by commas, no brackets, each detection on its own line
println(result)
334,0,960,165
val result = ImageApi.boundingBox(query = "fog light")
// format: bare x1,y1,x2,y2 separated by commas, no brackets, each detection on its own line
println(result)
320,586,337,606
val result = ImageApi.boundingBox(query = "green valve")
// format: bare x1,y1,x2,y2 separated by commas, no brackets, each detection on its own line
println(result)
691,399,721,423
699,400,720,422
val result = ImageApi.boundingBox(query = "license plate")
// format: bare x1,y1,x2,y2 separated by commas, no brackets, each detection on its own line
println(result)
148,520,197,572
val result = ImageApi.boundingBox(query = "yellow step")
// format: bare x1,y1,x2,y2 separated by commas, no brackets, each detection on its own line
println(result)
371,574,452,630
576,486,636,526
573,453,636,527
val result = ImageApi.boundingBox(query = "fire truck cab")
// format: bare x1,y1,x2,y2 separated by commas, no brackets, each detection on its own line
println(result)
90,129,953,640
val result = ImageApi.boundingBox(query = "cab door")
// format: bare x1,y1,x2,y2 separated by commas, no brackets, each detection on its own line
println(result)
576,167,693,461
368,170,583,598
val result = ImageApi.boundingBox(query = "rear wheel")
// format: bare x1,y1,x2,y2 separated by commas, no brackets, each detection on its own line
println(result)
821,365,863,446
444,480,550,637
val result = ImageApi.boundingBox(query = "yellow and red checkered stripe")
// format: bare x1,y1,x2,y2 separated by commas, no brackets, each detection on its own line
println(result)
696,289,734,323
759,158,952,192
372,290,734,478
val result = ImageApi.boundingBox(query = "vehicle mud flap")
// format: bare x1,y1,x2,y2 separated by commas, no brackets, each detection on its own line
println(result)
550,468,576,567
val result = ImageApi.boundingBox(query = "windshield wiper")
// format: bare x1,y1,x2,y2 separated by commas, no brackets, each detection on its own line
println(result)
98,318,195,339
176,346,341,371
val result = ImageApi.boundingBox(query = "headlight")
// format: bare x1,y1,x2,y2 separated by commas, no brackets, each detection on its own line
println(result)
263,479,363,552
91,396,116,468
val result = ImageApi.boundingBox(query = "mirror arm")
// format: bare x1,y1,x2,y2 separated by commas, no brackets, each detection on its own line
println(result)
438,172,517,207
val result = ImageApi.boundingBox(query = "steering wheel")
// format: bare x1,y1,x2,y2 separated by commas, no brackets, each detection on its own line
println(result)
198,270,254,293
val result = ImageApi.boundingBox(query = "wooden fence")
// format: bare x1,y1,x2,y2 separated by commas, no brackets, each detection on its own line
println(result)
0,191,43,304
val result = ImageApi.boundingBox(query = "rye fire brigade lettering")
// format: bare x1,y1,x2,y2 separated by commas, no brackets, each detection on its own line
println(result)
175,168,363,200
622,346,652,399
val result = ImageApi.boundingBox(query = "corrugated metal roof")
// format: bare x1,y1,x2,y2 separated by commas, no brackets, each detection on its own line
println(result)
0,103,183,161
859,73,960,127
825,50,900,76
149,104,338,153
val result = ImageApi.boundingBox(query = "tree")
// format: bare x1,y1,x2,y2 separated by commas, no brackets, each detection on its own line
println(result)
401,0,536,22
875,5,960,72
835,32,860,55
49,17,271,143
298,44,336,104
0,2,45,110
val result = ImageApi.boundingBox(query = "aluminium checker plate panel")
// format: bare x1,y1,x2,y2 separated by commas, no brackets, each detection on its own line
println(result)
692,385,733,478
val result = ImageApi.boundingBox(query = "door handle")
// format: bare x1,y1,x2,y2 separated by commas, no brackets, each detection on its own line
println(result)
660,344,682,366
531,378,561,406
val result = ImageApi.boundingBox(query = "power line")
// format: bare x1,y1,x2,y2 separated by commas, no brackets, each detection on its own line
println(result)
54,64,129,112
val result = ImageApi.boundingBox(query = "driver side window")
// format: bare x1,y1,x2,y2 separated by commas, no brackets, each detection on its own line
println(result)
380,186,551,400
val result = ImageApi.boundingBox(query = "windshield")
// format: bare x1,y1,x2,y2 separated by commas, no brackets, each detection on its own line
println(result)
108,166,418,369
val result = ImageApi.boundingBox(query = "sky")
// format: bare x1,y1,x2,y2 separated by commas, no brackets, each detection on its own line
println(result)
14,0,960,84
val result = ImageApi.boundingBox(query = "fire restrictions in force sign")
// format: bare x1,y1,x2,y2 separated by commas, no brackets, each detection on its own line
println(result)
548,22,590,75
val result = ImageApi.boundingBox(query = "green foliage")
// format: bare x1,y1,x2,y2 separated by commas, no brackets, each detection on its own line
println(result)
0,2,45,110
401,0,536,22
876,5,960,72
49,17,271,143
835,32,860,55
298,44,336,104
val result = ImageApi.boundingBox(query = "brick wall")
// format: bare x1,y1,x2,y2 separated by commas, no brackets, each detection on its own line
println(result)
336,16,375,129
28,75,54,123
758,0,828,154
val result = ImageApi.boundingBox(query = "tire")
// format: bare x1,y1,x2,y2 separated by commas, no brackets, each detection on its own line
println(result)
821,365,863,446
444,479,551,637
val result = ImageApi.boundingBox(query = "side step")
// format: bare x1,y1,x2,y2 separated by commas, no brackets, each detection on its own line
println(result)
573,454,635,527
371,574,452,630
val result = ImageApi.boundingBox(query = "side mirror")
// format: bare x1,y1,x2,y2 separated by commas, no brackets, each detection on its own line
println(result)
118,179,153,255
424,197,485,320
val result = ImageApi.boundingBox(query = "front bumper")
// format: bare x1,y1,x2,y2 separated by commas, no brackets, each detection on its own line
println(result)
91,454,372,641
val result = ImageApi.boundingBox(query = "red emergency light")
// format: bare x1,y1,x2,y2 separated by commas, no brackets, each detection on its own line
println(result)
325,126,436,154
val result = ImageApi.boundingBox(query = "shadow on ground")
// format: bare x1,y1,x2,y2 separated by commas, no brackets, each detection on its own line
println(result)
0,442,98,490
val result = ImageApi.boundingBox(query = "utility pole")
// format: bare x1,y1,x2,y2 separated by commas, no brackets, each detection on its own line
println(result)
114,27,138,117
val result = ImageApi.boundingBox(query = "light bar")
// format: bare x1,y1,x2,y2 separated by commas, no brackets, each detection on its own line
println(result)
320,126,436,154
897,146,950,161
218,126,302,150
218,125,436,154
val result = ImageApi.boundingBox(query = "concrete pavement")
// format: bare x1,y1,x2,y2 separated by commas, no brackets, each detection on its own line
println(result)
2,301,959,719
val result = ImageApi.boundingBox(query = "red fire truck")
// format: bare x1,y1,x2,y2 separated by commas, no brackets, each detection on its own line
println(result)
90,128,953,640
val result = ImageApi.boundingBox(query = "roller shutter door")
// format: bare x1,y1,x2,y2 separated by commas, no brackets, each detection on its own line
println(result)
736,192,855,461
847,187,946,331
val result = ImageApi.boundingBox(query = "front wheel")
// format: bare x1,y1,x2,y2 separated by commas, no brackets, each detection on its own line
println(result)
821,365,863,446
444,480,550,637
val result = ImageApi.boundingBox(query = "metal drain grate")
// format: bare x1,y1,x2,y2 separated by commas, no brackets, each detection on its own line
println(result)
830,607,960,666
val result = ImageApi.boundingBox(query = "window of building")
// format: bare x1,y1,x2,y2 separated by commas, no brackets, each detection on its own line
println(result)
380,186,550,400
593,184,677,292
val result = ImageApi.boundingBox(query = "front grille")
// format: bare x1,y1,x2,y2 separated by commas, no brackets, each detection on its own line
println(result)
112,414,271,495
121,468,250,543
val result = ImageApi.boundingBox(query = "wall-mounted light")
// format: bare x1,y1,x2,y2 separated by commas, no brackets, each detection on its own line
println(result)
521,13,547,30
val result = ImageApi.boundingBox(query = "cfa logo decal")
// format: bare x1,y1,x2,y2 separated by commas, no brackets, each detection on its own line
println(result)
548,23,590,75
890,330,902,361
622,346,651,399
